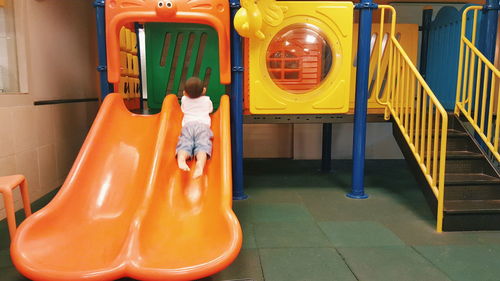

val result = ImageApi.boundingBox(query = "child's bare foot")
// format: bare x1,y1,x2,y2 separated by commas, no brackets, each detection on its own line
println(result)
192,166,203,179
177,151,190,171
178,161,190,172
192,152,207,179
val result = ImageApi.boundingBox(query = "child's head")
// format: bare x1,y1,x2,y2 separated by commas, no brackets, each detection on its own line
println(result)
183,77,206,99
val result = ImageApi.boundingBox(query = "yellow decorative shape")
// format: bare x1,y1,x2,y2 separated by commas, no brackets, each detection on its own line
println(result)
131,32,138,55
259,0,286,27
132,55,140,77
248,1,354,114
126,53,134,76
125,28,132,52
119,27,127,51
234,0,265,40
133,78,141,98
120,51,128,76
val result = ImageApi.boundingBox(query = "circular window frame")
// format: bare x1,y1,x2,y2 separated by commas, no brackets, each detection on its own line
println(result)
259,17,344,104
265,23,334,95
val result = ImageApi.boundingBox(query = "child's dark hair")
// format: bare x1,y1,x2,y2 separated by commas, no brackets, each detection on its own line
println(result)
184,77,204,98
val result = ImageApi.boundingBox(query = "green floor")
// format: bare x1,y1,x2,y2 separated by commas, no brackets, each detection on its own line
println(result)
2,159,500,281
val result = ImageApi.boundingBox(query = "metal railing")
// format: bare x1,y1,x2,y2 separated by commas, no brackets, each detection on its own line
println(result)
375,6,448,232
455,6,500,163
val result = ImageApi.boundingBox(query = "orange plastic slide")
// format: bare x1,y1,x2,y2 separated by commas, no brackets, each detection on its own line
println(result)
10,94,242,281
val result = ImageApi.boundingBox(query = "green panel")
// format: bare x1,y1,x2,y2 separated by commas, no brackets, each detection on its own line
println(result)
145,23,225,111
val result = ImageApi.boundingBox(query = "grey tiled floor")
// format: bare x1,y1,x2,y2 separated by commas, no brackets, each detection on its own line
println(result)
2,160,500,281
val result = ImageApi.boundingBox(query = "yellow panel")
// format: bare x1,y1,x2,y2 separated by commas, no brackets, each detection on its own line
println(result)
132,55,140,77
119,27,127,51
131,32,138,55
126,53,134,76
118,76,127,98
125,28,133,52
120,51,128,76
133,78,141,98
348,23,419,113
249,1,354,114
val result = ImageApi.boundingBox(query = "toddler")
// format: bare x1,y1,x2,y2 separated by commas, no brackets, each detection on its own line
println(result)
176,77,213,179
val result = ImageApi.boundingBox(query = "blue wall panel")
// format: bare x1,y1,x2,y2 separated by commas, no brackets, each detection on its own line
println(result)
425,5,482,110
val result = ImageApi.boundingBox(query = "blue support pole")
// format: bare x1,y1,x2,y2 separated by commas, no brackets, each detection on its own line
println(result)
347,0,377,199
419,7,433,79
229,0,247,200
94,0,113,99
481,0,498,88
321,123,333,173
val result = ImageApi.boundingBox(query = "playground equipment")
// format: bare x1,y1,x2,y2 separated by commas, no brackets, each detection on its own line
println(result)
11,1,242,280
11,94,240,281
242,1,354,114
8,0,500,279
117,25,141,110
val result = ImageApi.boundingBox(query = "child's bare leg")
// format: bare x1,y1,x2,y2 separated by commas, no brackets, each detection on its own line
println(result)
177,150,190,171
193,152,207,179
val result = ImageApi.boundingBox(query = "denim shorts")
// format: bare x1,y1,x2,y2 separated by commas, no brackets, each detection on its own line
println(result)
176,121,213,157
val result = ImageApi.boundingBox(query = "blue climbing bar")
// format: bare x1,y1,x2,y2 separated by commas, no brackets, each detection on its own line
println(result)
229,0,247,200
348,0,377,199
94,0,112,99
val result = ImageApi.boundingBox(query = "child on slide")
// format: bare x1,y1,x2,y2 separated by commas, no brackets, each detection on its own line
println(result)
176,77,214,179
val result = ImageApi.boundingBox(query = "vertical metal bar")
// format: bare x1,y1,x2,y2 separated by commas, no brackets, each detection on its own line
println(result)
419,7,433,78
495,79,500,151
94,0,113,98
230,0,247,200
455,11,466,115
321,123,333,173
432,111,440,186
415,82,422,152
480,64,489,130
348,0,377,199
420,94,428,162
476,0,499,147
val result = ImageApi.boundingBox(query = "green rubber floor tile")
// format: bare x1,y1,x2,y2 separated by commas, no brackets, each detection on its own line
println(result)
245,188,303,204
302,189,432,222
381,218,481,246
319,221,405,247
476,231,500,244
0,249,29,281
254,221,331,248
203,249,264,281
415,245,500,281
259,247,357,281
338,246,452,281
0,188,60,251
250,203,313,223
241,223,257,249
233,201,253,224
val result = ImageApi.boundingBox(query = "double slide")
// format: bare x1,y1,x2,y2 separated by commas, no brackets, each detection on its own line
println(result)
10,94,241,281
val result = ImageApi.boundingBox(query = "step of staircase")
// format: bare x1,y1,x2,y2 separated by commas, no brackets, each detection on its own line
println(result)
443,199,500,231
444,173,500,200
392,113,500,231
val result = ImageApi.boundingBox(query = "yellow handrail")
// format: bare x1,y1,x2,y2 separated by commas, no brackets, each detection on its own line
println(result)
375,6,448,232
455,6,500,163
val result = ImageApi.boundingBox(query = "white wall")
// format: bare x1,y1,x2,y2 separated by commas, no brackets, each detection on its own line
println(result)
0,0,99,219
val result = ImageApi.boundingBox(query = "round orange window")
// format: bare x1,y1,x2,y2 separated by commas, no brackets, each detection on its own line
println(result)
267,24,333,94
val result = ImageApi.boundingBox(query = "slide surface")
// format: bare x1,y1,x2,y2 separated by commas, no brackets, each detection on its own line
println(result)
10,94,242,281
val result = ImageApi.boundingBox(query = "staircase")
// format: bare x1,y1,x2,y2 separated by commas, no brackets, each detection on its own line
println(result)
394,114,500,231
